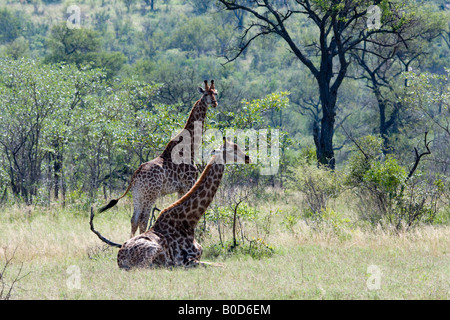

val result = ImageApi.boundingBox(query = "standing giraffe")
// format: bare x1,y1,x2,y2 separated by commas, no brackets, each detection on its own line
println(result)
90,140,251,269
98,80,218,237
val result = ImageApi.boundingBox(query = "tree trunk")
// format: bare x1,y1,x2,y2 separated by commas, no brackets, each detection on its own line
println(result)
54,151,62,200
317,73,337,169
318,106,336,169
374,88,400,154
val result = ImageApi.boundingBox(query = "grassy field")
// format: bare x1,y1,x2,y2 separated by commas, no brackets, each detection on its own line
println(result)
0,194,448,301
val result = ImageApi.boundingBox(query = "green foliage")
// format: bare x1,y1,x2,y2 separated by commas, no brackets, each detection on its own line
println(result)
44,23,125,79
344,135,446,230
233,91,290,129
44,23,101,65
363,156,407,198
3,36,30,59
204,238,275,260
0,0,447,233
297,145,317,165
0,8,21,44
171,16,218,56
317,207,353,240
0,58,105,203
122,0,137,13
0,58,183,204
287,161,343,221
401,69,449,136
281,210,301,233
345,135,385,186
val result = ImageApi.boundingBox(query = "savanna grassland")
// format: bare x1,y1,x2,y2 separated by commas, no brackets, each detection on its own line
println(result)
1,192,448,300
0,0,449,302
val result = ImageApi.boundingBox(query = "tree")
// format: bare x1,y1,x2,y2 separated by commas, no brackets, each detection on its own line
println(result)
143,0,157,11
399,69,450,175
45,22,101,65
0,8,22,44
123,0,137,13
171,16,219,57
218,0,423,169
44,23,125,79
0,59,105,204
350,6,446,152
186,0,212,14
4,37,30,59
402,69,450,137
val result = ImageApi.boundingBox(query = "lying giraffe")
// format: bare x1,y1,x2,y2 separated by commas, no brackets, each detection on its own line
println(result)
90,140,251,269
98,80,218,237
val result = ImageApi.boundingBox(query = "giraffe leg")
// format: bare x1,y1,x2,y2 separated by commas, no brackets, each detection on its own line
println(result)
130,198,142,237
138,199,157,234
127,161,166,237
199,261,225,268
131,193,158,236
131,177,161,236
184,259,225,268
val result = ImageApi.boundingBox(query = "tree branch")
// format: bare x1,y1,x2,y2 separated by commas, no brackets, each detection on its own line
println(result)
406,132,432,181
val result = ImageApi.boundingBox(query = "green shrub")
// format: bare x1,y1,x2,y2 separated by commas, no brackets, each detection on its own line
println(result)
287,161,343,222
345,136,446,230
363,156,407,197
320,207,353,240
204,238,275,260
281,210,301,232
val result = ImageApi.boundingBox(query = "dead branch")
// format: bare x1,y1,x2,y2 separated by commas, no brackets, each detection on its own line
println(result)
341,125,370,160
0,246,30,300
406,132,432,181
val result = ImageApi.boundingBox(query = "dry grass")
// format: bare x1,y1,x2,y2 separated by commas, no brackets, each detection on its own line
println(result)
0,197,448,300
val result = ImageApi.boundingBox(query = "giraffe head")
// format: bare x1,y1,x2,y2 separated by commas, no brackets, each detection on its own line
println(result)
197,80,218,108
213,139,251,164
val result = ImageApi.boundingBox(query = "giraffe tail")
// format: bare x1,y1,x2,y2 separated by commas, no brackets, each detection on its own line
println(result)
97,165,143,213
90,207,122,248
98,199,119,213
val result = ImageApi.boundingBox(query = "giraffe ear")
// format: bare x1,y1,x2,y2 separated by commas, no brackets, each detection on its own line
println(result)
198,87,205,94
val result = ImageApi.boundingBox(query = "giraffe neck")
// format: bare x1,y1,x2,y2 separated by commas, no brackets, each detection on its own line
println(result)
153,155,224,232
161,97,209,162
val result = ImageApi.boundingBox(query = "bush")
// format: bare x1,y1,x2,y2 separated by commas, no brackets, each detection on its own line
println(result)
357,156,407,223
319,207,353,240
390,175,448,230
287,161,342,223
204,238,275,260
345,135,447,230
